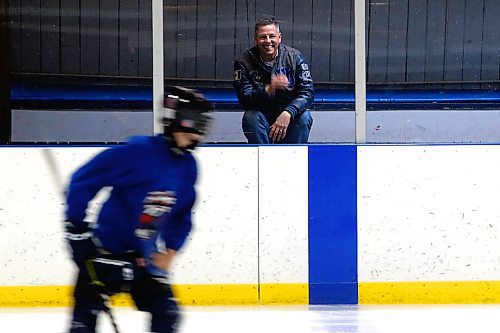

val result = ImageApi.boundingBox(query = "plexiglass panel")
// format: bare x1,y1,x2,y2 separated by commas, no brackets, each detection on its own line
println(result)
4,0,499,144
366,0,500,143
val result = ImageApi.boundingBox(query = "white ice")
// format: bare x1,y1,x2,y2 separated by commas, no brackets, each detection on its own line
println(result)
2,304,500,333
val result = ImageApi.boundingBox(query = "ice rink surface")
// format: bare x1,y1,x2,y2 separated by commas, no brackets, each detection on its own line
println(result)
3,304,500,333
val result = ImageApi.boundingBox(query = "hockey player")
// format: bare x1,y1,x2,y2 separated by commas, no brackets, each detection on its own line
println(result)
64,86,213,333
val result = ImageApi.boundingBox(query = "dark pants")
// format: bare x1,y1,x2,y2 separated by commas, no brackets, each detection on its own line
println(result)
242,109,313,144
69,265,179,333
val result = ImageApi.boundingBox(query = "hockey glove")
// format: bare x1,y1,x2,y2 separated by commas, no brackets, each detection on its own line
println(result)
64,221,98,266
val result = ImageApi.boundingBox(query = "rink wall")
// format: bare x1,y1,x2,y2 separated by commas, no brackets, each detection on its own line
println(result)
1,144,500,306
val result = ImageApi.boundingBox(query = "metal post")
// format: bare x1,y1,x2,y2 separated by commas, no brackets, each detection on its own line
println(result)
354,0,367,143
152,0,164,134
0,0,11,143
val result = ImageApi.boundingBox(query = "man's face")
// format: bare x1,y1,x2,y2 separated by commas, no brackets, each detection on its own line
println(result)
254,24,281,61
172,131,202,150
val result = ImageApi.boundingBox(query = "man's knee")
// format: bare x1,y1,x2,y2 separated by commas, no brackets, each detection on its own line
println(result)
242,110,267,129
284,110,313,143
293,110,313,129
242,110,271,143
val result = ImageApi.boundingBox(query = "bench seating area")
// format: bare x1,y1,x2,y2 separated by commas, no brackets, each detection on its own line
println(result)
10,81,500,143
11,82,500,111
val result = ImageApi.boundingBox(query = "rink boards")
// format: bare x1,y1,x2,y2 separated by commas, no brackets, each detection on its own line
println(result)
1,144,500,306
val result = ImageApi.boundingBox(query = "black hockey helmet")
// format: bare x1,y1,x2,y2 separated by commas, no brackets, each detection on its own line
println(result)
163,86,213,136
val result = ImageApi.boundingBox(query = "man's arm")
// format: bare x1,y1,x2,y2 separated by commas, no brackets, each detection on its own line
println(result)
233,59,273,110
66,145,136,223
65,146,134,266
143,194,194,273
158,184,195,252
269,55,313,142
283,54,314,119
146,162,197,273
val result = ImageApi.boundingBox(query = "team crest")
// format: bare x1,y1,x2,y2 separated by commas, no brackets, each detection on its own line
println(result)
234,70,242,81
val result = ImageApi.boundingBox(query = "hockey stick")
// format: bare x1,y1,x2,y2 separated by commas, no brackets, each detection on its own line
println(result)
41,148,65,197
85,260,121,333
41,148,121,333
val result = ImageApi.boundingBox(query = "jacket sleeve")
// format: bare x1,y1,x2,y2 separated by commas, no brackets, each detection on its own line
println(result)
284,54,314,119
160,187,195,251
159,158,197,251
233,59,273,110
65,144,140,225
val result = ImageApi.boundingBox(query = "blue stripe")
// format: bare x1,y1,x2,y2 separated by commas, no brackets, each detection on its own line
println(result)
308,145,358,304
12,82,500,109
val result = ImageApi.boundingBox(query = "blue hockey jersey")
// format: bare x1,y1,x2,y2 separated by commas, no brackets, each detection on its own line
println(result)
65,135,197,274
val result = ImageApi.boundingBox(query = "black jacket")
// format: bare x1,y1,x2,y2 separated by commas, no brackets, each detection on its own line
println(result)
233,44,314,120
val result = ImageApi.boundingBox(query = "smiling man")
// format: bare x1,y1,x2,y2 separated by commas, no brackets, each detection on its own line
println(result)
233,16,314,144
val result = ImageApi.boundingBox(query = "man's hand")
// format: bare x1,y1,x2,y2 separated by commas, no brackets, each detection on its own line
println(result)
64,221,98,266
266,74,289,95
269,111,292,142
151,249,177,271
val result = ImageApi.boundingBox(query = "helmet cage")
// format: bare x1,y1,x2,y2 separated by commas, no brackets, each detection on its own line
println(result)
162,86,213,136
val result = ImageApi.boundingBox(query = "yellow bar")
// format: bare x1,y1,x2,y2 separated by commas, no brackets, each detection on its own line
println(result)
105,284,260,306
5,281,500,307
0,283,310,307
0,286,74,307
359,281,500,304
174,284,259,305
260,283,308,305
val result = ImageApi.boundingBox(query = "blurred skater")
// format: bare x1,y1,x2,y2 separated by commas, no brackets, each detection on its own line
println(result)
64,86,212,333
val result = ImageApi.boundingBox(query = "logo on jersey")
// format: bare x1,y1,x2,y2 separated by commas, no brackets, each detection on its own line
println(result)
234,70,242,81
274,66,295,86
136,191,177,240
139,191,176,225
250,71,262,81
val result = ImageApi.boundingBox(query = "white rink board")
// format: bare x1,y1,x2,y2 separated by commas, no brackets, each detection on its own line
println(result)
0,147,104,285
258,146,309,284
4,144,500,289
358,145,500,282
0,146,269,286
171,147,259,284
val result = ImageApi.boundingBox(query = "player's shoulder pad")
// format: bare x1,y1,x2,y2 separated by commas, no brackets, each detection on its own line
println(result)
122,135,158,156
126,135,156,147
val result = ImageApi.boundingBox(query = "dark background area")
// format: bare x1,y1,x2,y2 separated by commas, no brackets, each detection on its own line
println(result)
7,0,499,89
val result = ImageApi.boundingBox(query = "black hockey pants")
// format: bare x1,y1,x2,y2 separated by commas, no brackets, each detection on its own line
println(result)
68,259,179,333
